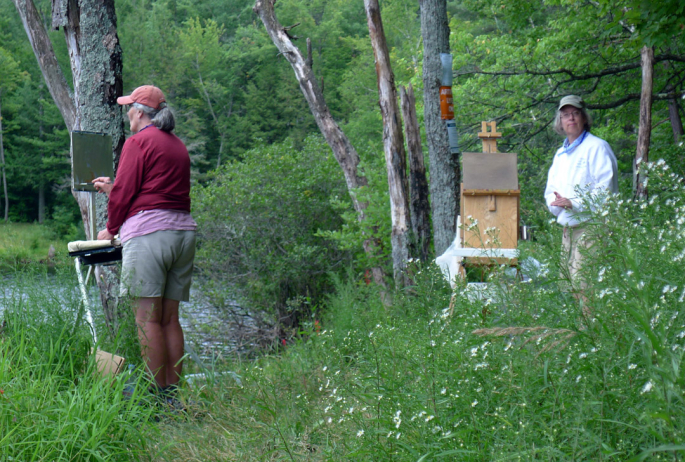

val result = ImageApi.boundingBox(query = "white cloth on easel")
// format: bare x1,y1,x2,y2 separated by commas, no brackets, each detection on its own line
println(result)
67,239,121,253
435,216,463,288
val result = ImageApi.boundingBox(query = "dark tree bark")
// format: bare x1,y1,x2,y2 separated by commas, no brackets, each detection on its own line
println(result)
667,87,684,142
0,91,8,222
254,0,386,287
401,84,431,263
635,45,654,200
364,0,411,286
13,0,125,333
419,0,457,256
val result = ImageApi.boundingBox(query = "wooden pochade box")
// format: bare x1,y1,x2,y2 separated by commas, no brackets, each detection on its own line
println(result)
459,122,519,271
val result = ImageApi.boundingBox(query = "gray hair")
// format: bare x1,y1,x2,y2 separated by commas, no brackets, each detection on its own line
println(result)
553,106,592,136
132,102,175,132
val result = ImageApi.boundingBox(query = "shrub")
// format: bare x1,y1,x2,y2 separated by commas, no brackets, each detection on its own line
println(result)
192,136,353,331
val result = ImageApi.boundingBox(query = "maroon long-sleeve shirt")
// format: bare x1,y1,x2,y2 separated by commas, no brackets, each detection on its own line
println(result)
106,126,191,235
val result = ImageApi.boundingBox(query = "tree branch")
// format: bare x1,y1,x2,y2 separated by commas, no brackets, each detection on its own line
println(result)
13,0,75,130
457,53,685,81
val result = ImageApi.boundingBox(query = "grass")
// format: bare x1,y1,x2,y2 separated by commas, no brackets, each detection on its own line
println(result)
0,223,72,271
146,161,685,460
4,160,685,460
0,269,159,461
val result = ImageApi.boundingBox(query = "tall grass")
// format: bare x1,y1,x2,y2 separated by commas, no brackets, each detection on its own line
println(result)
4,165,685,460
153,160,685,460
0,269,158,461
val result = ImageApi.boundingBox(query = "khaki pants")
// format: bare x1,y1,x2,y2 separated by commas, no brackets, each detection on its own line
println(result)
562,226,587,289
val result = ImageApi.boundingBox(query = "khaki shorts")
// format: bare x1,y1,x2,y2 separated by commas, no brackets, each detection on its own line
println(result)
562,226,588,288
121,230,196,301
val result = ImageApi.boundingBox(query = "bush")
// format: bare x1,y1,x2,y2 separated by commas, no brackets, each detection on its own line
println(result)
192,136,353,331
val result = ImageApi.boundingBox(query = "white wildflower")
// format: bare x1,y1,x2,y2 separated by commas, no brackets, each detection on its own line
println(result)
641,380,654,394
357,429,364,437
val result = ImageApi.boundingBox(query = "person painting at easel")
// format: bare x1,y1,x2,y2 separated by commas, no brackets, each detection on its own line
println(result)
94,85,196,405
545,95,618,313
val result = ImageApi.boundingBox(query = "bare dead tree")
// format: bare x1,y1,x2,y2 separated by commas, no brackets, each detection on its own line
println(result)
635,45,654,200
364,0,411,286
400,85,431,263
13,0,125,332
253,0,386,287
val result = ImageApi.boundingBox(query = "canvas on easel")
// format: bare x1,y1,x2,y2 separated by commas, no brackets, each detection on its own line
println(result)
71,131,113,192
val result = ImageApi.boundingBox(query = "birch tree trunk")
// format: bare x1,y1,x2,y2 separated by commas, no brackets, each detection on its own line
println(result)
364,0,411,286
401,85,431,263
419,0,457,256
635,45,654,200
13,0,125,333
0,91,8,222
254,0,386,287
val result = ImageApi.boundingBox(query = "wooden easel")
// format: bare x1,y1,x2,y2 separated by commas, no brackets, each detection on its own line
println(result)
457,121,520,278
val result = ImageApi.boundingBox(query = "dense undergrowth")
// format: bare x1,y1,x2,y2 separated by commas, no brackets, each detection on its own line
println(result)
0,269,159,460
153,160,685,460
4,161,685,460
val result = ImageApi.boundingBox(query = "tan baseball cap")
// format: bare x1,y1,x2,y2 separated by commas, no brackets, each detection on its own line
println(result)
117,85,166,110
558,95,584,110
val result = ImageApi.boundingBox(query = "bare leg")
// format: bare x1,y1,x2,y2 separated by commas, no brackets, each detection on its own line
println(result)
160,298,184,386
135,296,167,388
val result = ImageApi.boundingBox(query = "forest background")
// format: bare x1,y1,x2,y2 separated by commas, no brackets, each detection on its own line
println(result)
1,0,683,325
2,0,685,460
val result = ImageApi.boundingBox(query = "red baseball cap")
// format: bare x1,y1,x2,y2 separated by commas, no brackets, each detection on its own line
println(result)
117,85,166,110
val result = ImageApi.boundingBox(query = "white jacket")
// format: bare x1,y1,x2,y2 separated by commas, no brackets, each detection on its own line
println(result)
544,132,618,227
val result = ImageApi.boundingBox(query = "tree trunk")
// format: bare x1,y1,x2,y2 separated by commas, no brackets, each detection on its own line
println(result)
667,87,684,143
253,0,386,287
12,0,75,129
14,0,125,334
0,92,8,222
401,84,431,263
364,0,410,286
419,0,457,256
635,45,654,200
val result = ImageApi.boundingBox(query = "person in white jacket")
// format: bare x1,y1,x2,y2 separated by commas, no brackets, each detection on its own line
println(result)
545,95,618,284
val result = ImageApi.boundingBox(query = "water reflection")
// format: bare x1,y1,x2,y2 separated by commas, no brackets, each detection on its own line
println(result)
0,273,253,363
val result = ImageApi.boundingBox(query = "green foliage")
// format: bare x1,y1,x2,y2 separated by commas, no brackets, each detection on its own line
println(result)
447,0,684,231
192,136,352,327
596,0,685,48
0,223,72,270
162,159,685,459
0,270,156,460
316,155,392,274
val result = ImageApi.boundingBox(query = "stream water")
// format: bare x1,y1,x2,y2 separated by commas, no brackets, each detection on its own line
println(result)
0,272,253,365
